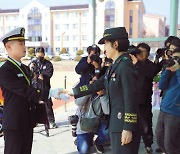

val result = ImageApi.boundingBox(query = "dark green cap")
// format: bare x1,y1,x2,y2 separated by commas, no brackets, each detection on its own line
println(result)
98,27,128,44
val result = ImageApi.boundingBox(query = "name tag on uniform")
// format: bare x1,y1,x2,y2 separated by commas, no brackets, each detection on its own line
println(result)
17,73,24,77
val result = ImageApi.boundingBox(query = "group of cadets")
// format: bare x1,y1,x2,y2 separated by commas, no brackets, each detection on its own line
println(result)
0,26,179,154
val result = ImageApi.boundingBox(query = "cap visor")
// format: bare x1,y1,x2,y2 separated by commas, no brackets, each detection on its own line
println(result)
98,38,105,44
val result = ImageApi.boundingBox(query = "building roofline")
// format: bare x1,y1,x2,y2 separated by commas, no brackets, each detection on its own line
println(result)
0,9,19,13
50,4,88,11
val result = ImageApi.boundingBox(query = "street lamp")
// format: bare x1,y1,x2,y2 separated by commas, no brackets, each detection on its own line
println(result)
90,0,104,44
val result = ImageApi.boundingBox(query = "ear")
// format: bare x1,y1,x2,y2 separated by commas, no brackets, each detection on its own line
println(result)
5,42,11,51
113,41,118,49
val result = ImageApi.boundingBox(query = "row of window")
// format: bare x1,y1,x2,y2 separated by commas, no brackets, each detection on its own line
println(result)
55,47,87,53
54,11,88,18
54,23,88,30
0,15,18,21
54,35,88,41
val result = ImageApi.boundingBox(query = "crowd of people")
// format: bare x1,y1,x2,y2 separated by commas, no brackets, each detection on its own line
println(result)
0,26,179,154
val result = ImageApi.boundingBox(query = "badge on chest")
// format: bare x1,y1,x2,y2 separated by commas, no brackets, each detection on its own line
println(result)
111,73,116,81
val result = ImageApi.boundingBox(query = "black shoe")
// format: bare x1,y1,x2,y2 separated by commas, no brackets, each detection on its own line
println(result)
145,147,153,154
50,122,58,129
94,143,104,153
74,138,77,146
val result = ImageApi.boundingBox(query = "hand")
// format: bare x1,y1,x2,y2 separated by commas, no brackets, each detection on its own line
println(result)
38,74,44,80
29,63,35,71
129,54,138,65
87,56,91,64
57,89,68,95
121,130,132,145
97,90,104,96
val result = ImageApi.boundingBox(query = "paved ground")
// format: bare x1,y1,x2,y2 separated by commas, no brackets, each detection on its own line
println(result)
0,61,162,154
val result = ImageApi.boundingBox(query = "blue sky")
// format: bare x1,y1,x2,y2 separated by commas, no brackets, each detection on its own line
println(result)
0,0,179,24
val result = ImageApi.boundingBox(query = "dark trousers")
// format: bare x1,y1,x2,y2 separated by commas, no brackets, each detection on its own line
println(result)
139,104,153,147
45,97,55,123
156,111,180,154
110,131,141,154
4,128,33,154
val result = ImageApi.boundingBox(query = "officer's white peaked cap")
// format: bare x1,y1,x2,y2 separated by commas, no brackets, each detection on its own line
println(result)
0,27,27,44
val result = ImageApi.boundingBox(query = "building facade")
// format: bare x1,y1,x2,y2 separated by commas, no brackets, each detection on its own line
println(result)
0,0,145,55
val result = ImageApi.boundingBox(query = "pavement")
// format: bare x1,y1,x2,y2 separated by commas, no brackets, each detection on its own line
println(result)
0,100,161,154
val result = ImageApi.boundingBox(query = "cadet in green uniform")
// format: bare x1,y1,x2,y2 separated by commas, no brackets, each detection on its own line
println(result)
73,27,141,154
0,27,46,154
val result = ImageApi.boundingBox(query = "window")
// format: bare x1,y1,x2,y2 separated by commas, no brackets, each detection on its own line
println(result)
73,47,78,52
129,10,133,37
82,23,88,29
64,36,69,41
104,1,115,29
55,13,60,18
82,12,88,17
64,24,69,30
82,35,88,41
82,47,87,52
55,24,60,30
73,24,78,29
74,12,79,17
5,26,11,33
64,47,69,52
73,35,78,41
27,7,42,42
64,12,69,18
105,1,115,9
14,16,18,20
56,48,60,52
55,36,60,41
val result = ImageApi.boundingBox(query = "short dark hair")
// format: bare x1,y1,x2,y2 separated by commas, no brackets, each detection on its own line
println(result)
35,47,45,54
87,44,101,55
170,38,180,48
108,39,130,52
137,43,150,54
165,36,179,47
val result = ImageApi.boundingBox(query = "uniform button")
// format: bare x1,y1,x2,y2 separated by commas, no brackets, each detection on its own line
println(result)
29,107,31,110
117,112,122,119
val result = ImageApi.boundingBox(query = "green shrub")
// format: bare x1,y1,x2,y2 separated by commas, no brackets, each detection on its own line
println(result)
44,56,50,61
74,55,82,61
27,48,35,59
52,56,61,62
60,48,67,54
76,49,83,56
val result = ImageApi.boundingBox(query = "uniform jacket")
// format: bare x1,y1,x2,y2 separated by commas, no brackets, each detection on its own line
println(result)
73,53,140,132
75,57,95,88
135,59,162,105
0,58,41,130
29,58,54,90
